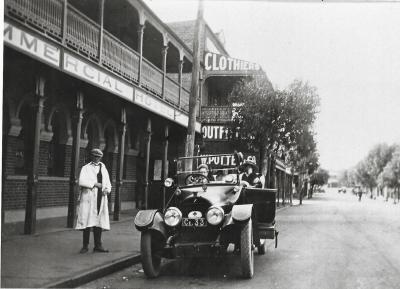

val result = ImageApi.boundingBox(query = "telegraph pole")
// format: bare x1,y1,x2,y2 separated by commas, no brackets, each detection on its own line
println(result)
184,0,204,164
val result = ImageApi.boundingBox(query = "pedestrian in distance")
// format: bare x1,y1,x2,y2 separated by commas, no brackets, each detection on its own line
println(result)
75,148,112,253
357,187,363,202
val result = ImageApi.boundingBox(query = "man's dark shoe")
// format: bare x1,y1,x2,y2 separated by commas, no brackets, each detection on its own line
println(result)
80,247,89,254
93,246,109,253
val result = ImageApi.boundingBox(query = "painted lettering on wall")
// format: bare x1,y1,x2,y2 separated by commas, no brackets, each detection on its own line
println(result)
204,52,260,72
134,90,175,120
63,53,133,101
4,21,60,67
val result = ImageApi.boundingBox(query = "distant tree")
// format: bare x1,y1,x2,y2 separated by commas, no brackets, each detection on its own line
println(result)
379,147,400,202
356,143,396,197
310,168,330,196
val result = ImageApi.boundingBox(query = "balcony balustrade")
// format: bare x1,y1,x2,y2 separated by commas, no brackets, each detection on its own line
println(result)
164,77,180,106
5,0,190,111
201,106,233,123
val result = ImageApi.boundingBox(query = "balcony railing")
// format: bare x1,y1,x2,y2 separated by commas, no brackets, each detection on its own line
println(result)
201,106,233,123
141,59,163,96
5,0,189,111
164,77,180,106
102,30,139,83
7,0,63,39
66,4,99,60
180,88,190,112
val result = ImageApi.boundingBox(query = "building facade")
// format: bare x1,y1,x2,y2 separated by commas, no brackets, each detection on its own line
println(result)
2,0,202,234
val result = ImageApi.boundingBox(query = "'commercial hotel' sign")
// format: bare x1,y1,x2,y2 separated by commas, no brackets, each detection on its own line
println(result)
63,53,134,101
4,21,60,67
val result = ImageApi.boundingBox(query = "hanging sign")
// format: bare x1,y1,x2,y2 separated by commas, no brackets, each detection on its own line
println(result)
204,52,261,74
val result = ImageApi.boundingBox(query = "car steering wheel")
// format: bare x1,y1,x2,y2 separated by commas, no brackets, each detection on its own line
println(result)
185,174,209,185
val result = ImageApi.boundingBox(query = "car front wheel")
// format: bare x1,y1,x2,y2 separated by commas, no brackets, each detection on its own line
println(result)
141,231,163,278
240,220,254,278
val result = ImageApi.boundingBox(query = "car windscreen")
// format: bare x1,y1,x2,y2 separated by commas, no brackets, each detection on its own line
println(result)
175,154,239,186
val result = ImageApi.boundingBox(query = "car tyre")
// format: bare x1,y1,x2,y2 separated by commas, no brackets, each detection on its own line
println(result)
240,220,254,278
257,239,267,255
141,231,162,278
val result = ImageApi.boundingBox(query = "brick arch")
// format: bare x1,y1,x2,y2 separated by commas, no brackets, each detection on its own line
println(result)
103,119,118,153
46,103,72,145
81,112,104,149
15,95,35,122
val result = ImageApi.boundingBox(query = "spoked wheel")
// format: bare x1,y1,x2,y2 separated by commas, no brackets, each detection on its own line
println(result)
257,239,267,255
240,220,254,278
141,231,164,278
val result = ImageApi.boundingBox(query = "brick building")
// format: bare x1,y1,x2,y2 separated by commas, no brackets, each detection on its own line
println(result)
2,0,202,234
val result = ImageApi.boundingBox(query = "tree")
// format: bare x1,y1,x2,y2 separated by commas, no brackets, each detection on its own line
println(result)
229,78,320,175
355,143,396,198
379,147,400,202
310,168,330,196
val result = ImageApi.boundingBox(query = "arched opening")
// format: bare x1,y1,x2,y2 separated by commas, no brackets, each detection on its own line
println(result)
85,119,101,164
104,0,139,52
143,22,164,69
166,43,180,74
182,56,193,91
68,0,101,24
48,110,68,177
102,122,117,179
16,103,35,175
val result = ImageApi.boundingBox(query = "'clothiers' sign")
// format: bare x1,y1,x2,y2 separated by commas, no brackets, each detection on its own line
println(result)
204,52,261,73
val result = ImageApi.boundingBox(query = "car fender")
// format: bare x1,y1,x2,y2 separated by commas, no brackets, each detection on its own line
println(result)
134,210,167,238
231,204,253,222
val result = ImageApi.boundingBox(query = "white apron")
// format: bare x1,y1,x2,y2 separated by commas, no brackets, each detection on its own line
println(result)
75,162,112,231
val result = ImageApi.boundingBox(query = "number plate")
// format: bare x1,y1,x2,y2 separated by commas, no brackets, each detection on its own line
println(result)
182,218,207,227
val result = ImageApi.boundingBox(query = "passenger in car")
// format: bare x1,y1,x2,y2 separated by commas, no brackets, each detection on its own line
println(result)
240,159,262,188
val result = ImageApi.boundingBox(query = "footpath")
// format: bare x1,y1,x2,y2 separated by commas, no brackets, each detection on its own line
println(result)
1,202,298,288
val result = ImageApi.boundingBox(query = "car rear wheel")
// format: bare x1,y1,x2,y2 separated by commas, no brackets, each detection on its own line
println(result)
240,220,254,278
141,231,162,278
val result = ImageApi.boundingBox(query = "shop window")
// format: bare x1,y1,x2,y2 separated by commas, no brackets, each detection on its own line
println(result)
15,104,34,175
48,111,66,176
102,125,116,178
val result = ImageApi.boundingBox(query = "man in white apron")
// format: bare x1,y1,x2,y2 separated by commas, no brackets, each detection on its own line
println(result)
75,148,112,253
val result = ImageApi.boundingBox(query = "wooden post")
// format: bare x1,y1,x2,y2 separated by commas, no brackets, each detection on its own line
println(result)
162,125,169,210
114,108,126,221
24,76,46,235
62,0,68,45
161,45,168,99
178,59,183,108
144,118,152,209
137,24,145,85
98,0,105,63
184,0,204,162
67,92,84,228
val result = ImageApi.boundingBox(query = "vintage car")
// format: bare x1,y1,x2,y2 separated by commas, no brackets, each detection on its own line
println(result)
134,152,278,279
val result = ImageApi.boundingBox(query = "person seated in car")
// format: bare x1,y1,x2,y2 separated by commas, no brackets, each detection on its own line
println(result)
197,163,215,181
240,159,262,188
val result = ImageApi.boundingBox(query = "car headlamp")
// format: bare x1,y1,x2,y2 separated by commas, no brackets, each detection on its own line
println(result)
164,207,182,227
164,178,174,188
206,206,224,225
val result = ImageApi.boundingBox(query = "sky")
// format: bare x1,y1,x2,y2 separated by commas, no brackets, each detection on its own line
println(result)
143,0,400,172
